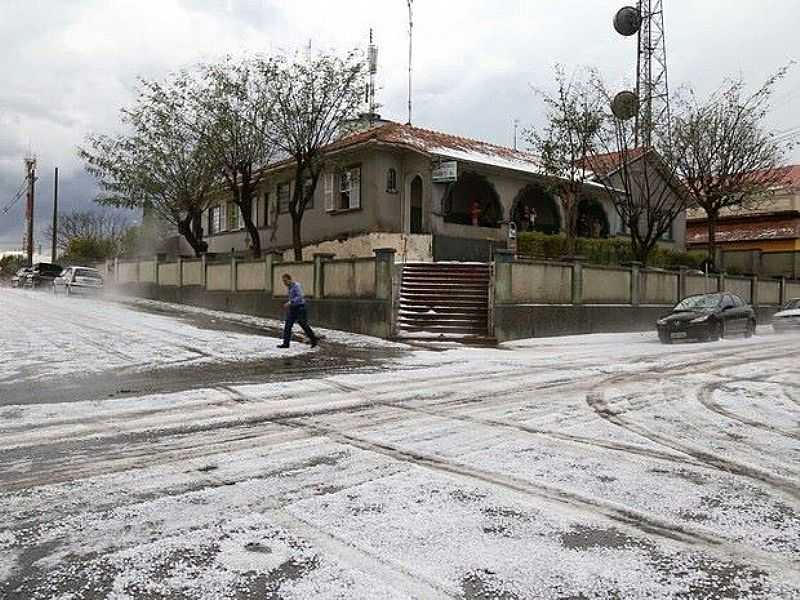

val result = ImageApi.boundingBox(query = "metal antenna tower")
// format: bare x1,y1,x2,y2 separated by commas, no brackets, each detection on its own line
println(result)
367,28,379,124
635,0,670,148
23,155,37,266
406,0,413,125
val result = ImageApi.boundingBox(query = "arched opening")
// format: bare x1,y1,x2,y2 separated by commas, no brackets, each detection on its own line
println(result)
410,176,423,234
576,197,610,238
511,183,561,235
443,171,502,228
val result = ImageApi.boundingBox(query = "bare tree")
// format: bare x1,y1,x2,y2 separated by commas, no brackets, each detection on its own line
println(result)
267,49,365,261
193,56,279,258
664,67,794,263
80,73,216,257
42,210,132,255
525,65,604,255
593,110,688,265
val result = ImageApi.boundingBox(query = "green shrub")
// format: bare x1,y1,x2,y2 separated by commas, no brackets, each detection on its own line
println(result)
517,232,705,270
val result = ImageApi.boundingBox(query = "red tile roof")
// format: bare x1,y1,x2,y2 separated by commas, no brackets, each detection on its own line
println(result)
579,147,648,175
687,212,800,245
325,121,542,173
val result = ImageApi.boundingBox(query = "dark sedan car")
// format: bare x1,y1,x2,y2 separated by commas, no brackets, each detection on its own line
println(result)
24,262,63,289
656,292,756,344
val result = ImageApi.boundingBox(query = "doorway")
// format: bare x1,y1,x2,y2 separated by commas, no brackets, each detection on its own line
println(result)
410,176,423,234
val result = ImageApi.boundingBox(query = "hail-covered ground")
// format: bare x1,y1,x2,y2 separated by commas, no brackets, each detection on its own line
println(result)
1,288,799,599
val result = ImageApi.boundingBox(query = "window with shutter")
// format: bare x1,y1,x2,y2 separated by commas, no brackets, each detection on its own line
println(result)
325,173,335,212
337,166,362,210
277,183,291,214
263,193,272,227
349,167,361,209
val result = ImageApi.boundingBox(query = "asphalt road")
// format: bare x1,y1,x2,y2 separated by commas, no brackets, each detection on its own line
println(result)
1,291,800,599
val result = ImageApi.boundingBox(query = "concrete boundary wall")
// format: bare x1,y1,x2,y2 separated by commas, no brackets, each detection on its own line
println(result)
583,266,631,304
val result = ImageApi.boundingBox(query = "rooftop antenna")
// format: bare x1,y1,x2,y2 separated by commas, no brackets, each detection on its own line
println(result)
406,0,413,125
513,118,520,150
367,28,379,125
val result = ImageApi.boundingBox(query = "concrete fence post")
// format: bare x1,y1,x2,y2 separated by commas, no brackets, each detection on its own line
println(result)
374,248,396,301
571,262,584,305
177,256,184,289
154,255,161,287
718,272,726,294
678,267,688,301
230,254,237,292
779,276,787,305
750,250,762,275
113,257,119,285
493,249,514,305
265,251,282,295
201,254,208,290
313,253,336,299
750,274,759,308
629,262,642,307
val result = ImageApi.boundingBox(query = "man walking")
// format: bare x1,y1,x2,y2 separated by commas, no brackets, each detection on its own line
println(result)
277,273,318,349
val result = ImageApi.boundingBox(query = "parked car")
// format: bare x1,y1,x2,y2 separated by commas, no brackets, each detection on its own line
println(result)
24,262,64,289
11,267,32,288
656,292,756,343
53,266,104,295
772,298,800,332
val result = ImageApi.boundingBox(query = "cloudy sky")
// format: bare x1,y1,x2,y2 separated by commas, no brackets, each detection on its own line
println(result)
1,0,798,253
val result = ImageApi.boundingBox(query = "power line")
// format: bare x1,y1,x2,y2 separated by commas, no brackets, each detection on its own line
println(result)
1,180,27,215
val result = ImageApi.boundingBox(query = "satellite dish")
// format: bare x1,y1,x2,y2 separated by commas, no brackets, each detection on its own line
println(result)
613,6,641,36
611,91,639,120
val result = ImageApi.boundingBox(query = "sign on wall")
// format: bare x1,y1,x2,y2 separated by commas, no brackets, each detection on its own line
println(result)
432,160,458,183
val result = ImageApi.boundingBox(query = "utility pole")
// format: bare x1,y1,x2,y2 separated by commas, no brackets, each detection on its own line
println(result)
24,156,36,267
407,0,413,125
51,167,59,263
513,119,519,150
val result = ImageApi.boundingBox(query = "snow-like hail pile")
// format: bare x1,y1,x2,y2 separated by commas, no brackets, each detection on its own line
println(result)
0,289,309,383
2,288,800,598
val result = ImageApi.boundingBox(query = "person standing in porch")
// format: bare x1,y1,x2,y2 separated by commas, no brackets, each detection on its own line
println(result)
277,273,319,349
470,200,482,227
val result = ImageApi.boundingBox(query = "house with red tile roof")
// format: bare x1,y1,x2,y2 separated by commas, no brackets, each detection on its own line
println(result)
687,165,800,255
195,120,686,261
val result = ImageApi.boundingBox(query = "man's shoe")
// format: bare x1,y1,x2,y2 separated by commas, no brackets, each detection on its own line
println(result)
310,338,318,348
277,344,290,349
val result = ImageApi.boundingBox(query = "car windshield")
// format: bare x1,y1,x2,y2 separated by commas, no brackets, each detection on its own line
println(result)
673,294,722,312
75,269,101,279
782,299,800,311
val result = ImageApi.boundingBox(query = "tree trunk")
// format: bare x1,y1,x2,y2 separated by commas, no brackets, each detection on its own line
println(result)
177,214,208,257
706,208,719,267
562,189,579,256
292,218,303,262
231,170,262,258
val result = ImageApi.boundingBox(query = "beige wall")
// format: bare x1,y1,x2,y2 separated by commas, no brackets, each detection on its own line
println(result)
583,267,631,304
724,277,752,302
158,263,179,286
323,259,376,298
758,280,781,305
206,263,231,291
786,282,800,300
182,260,203,286
273,262,314,297
510,262,572,304
236,261,266,291
641,271,679,305
686,274,718,296
139,261,156,284
117,262,138,284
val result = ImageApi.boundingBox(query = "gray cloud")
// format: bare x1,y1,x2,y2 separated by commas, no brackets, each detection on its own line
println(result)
1,0,798,252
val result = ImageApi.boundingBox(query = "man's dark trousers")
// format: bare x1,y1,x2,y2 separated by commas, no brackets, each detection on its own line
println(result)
283,304,317,346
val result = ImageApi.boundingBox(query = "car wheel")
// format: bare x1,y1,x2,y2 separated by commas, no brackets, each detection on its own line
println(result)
658,331,672,345
707,320,723,342
745,319,755,338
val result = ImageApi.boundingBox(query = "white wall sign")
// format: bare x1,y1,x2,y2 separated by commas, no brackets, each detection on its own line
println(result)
432,160,457,183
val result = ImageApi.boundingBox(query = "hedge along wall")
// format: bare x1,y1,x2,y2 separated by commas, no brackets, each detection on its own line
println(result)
138,261,157,284
182,260,203,286
236,261,267,291
583,266,631,304
724,276,752,303
641,270,679,305
758,280,782,305
273,262,314,297
206,263,231,291
509,261,572,304
323,259,376,298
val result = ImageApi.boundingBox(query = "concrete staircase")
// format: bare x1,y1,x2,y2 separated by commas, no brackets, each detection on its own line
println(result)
397,262,494,344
